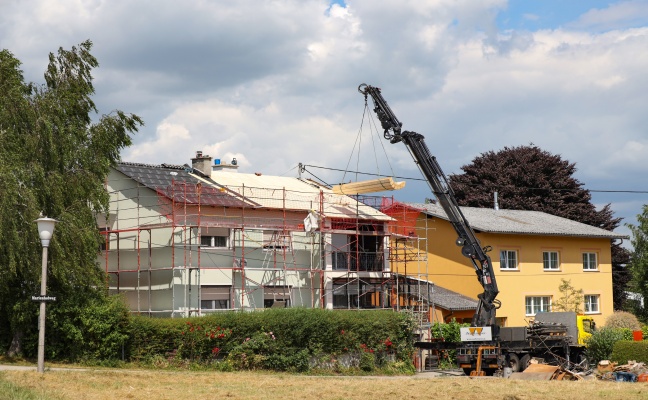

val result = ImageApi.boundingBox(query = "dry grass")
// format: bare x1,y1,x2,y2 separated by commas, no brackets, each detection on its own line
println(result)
3,369,648,400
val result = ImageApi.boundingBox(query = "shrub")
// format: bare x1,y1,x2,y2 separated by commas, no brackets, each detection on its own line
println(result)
605,311,642,331
429,319,469,366
46,293,132,362
610,340,648,364
359,351,376,372
585,327,633,364
126,308,416,372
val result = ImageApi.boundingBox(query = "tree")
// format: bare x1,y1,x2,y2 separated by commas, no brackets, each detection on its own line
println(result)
448,145,630,310
0,41,142,357
553,279,583,313
627,205,648,320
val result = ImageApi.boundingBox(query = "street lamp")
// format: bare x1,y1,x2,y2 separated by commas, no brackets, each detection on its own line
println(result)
35,217,57,373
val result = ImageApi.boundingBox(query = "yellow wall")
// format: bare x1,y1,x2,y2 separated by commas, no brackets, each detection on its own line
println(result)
392,213,614,327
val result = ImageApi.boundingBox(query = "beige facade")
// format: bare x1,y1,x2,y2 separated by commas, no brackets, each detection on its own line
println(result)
98,158,397,317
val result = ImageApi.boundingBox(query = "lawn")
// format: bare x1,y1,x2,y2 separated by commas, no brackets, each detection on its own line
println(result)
2,369,648,400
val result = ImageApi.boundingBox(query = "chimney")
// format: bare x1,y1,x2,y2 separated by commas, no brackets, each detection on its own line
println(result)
494,191,499,211
191,151,212,176
212,157,240,174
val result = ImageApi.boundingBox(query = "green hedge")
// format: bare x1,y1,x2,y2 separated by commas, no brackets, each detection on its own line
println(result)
610,340,648,364
126,308,416,372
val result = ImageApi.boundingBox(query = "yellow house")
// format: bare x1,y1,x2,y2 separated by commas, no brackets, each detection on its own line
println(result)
387,202,628,328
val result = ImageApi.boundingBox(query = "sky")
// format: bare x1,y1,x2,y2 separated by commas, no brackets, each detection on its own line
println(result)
1,0,647,244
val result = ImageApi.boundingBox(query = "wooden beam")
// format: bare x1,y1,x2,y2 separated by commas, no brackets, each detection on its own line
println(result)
332,177,406,195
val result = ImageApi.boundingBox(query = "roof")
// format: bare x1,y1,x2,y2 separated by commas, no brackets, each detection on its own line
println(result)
116,163,253,208
209,171,392,221
115,163,391,222
394,274,477,311
407,202,627,239
431,285,479,311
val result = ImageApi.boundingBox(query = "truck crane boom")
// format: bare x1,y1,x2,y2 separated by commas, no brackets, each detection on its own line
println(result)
358,83,500,328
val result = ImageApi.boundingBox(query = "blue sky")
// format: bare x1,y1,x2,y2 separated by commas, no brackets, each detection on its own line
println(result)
498,0,610,30
497,0,648,31
1,0,647,243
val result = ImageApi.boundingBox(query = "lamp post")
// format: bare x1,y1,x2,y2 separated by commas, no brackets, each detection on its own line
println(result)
35,217,57,373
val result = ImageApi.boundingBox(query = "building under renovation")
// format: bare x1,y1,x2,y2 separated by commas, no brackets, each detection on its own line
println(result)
98,151,458,323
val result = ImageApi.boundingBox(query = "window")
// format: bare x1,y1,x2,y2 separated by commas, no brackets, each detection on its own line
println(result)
201,299,229,309
264,286,291,308
583,252,598,271
525,296,551,315
99,227,110,251
543,251,560,270
200,227,229,248
200,286,231,311
332,281,386,309
584,295,600,314
499,250,518,270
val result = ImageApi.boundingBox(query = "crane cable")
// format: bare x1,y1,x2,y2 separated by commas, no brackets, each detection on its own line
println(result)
341,96,397,184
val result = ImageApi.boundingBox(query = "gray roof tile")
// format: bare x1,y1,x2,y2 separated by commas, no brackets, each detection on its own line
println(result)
407,202,627,239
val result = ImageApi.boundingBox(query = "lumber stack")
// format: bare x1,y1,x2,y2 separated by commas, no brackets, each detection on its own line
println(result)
332,177,406,195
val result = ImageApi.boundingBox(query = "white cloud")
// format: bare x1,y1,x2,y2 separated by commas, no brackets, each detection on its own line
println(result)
570,0,648,31
2,0,647,231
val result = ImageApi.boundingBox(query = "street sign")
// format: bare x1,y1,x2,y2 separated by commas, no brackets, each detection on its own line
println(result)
31,295,56,302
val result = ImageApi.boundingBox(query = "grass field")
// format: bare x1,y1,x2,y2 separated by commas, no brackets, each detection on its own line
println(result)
2,369,648,400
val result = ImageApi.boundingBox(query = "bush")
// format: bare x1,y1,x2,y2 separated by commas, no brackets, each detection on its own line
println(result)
429,319,469,366
605,311,642,331
585,327,633,364
126,308,417,372
610,340,648,364
46,293,131,362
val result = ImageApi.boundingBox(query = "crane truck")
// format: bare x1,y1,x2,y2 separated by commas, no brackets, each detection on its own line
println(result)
358,84,592,376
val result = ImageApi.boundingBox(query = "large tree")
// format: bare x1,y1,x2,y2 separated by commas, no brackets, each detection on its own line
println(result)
0,41,142,357
448,145,630,310
627,205,648,320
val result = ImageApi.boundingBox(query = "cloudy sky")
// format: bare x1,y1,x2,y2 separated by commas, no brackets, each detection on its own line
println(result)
2,0,647,241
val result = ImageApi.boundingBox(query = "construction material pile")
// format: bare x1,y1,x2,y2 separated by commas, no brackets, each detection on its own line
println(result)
527,320,568,337
596,360,648,382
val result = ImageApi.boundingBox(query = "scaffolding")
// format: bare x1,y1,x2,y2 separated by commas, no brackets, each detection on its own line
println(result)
100,169,437,320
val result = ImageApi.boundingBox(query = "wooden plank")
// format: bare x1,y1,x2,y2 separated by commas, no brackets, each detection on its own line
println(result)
332,177,406,194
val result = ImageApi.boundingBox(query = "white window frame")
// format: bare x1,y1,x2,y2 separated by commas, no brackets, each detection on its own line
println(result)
584,294,600,314
499,250,518,270
525,296,552,316
583,252,598,271
543,251,560,271
200,227,230,249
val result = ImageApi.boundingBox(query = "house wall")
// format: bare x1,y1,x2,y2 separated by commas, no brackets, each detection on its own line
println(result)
100,171,392,316
488,232,613,327
398,214,614,327
429,307,474,324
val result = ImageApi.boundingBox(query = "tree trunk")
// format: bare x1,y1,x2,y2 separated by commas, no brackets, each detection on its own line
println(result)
7,330,23,357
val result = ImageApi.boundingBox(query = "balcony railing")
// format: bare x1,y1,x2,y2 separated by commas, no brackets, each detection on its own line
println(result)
332,251,384,272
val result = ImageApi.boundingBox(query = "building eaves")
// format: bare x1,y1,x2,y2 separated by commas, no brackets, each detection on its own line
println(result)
408,202,628,240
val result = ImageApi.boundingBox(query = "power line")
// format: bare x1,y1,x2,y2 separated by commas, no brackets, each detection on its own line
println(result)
301,164,648,194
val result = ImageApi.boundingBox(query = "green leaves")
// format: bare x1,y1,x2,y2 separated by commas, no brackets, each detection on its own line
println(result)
0,41,142,356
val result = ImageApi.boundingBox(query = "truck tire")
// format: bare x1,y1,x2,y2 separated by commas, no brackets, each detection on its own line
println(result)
519,354,531,371
507,353,521,373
